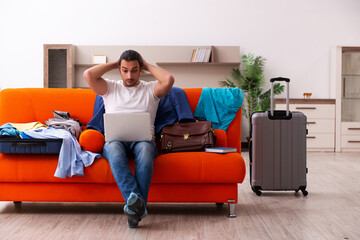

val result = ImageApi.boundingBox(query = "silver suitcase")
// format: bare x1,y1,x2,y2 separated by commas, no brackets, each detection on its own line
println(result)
250,77,308,196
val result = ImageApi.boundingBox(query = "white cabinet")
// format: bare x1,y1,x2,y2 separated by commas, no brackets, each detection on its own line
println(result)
333,46,360,152
276,99,335,152
340,122,360,151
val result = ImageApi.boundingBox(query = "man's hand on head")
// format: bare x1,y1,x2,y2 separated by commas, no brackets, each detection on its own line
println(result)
141,57,149,72
115,58,121,68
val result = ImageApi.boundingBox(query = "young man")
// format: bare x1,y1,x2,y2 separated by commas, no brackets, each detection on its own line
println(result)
83,50,174,228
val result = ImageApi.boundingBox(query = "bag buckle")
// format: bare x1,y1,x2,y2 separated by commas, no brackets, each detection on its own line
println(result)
200,138,206,147
183,134,190,140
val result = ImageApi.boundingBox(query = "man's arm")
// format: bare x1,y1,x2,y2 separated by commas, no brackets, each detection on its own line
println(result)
143,59,175,98
83,61,118,95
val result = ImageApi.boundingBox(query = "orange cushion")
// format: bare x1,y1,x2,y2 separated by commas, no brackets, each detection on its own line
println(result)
0,152,246,184
0,154,112,183
152,152,246,183
0,88,96,126
79,129,105,153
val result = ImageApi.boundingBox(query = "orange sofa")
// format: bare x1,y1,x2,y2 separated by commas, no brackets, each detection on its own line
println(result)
0,88,246,217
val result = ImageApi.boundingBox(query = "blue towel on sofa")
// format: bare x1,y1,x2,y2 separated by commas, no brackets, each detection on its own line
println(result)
194,88,243,131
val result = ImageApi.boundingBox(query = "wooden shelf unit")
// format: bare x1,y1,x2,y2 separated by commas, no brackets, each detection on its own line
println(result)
44,44,74,88
44,45,240,88
74,64,94,68
74,64,152,76
156,62,240,66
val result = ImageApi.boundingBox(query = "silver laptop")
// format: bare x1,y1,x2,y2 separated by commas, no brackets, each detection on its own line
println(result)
103,112,152,142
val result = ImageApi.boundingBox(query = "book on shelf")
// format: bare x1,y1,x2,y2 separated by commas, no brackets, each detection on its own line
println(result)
190,48,212,63
205,147,237,153
190,49,195,62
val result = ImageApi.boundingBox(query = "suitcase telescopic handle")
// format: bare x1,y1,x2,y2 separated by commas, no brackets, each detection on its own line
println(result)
270,77,290,117
270,77,290,83
11,141,46,147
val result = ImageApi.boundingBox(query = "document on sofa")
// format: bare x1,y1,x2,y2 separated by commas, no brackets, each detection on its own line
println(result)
205,147,237,153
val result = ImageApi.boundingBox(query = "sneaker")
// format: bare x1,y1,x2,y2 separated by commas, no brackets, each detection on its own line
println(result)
127,216,139,228
127,193,147,219
124,205,140,228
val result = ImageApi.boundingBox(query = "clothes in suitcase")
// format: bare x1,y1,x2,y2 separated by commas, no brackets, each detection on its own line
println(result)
0,136,62,154
249,77,308,196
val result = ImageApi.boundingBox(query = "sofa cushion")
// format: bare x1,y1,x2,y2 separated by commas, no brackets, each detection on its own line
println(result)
0,152,246,184
0,88,96,127
152,152,246,183
0,154,113,183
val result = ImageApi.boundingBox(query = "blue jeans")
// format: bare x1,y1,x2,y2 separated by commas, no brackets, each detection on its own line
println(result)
103,141,157,204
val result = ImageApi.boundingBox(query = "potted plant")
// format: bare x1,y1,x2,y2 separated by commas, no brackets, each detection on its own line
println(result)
219,53,284,140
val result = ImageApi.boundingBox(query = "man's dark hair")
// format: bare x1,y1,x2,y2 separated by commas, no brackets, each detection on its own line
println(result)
118,50,143,68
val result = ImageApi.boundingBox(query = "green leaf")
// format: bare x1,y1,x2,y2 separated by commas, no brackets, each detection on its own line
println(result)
273,83,285,95
218,77,237,88
231,68,241,81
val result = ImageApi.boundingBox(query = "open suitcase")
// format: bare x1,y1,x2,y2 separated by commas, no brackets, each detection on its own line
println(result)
249,77,308,196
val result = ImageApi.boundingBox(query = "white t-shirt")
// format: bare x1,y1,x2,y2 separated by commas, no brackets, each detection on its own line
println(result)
101,79,160,138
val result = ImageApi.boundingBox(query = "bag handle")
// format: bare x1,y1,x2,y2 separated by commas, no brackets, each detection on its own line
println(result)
270,77,290,117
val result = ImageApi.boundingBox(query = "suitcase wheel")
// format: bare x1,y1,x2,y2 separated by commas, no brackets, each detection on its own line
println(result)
300,186,308,196
252,186,262,196
297,186,308,196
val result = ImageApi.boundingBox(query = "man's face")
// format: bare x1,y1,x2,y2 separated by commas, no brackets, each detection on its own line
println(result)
119,60,141,87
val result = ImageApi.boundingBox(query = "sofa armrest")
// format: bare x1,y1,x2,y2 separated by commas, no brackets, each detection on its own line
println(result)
213,129,227,147
79,129,105,153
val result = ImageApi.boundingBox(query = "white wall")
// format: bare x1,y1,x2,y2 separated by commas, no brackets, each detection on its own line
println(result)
1,0,359,139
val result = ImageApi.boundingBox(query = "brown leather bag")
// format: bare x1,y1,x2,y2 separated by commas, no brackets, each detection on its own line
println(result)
161,121,215,153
